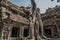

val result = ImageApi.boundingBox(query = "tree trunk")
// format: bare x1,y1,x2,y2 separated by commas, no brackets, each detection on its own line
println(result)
37,12,47,39
29,0,36,40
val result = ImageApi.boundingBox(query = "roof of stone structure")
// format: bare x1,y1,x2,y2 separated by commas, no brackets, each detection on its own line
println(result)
9,13,29,24
1,1,30,24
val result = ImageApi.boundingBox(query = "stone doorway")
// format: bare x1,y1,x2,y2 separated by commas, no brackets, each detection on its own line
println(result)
24,28,29,37
11,27,20,37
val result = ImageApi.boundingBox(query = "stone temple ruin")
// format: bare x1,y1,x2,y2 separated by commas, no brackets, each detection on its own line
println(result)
0,0,60,40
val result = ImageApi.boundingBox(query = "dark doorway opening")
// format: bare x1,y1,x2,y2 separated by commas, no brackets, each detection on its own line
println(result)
24,28,29,37
44,29,51,36
11,27,20,37
39,27,41,35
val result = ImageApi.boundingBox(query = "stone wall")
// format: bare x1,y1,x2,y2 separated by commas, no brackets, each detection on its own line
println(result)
0,0,60,40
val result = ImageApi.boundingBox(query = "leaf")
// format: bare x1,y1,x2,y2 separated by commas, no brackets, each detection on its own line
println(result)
57,0,60,2
51,0,54,1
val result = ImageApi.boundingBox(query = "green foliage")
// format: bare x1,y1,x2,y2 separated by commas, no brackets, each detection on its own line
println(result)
26,7,31,9
51,0,60,2
36,8,40,12
57,0,60,2
51,0,54,1
20,6,25,8
46,5,60,13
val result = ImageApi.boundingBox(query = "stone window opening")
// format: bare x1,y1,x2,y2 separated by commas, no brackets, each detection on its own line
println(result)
24,28,29,37
57,15,60,18
11,27,20,37
39,27,41,35
11,20,14,23
44,29,52,37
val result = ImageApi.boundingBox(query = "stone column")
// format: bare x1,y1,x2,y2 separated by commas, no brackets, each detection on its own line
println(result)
51,27,54,37
1,7,7,40
54,16,59,37
8,25,12,40
21,26,24,40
